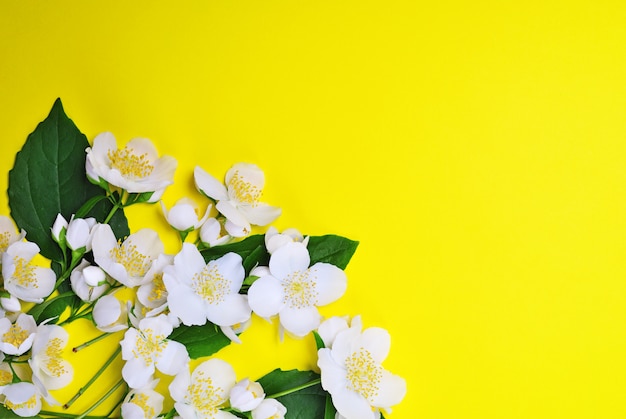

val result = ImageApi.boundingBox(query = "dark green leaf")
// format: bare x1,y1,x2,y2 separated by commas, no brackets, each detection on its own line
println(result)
313,331,325,350
307,235,359,269
258,369,327,419
27,292,74,324
168,322,231,359
8,98,129,261
201,234,269,276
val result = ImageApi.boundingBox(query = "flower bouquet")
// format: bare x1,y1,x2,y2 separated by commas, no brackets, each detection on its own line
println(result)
0,99,406,419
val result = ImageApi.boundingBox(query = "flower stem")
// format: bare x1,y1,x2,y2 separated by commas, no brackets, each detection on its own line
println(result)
73,332,111,352
266,378,322,399
64,346,122,409
39,411,108,419
104,203,122,224
74,378,126,419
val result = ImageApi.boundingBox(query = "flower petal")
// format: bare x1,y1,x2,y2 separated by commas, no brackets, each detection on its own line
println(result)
156,340,189,376
269,242,310,280
369,369,407,409
238,203,281,226
122,357,155,389
205,294,251,327
194,166,229,201
248,276,284,318
279,306,321,337
310,263,347,306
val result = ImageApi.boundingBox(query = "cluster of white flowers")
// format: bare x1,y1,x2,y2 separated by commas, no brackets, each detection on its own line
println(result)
0,129,406,419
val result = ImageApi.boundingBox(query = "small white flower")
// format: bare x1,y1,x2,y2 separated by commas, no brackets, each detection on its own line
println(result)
2,382,43,417
120,379,165,419
2,241,55,303
248,242,347,337
120,314,189,389
29,325,73,391
137,254,173,311
85,132,177,197
317,319,406,419
199,218,231,247
92,224,164,288
51,214,68,245
229,378,265,412
169,358,238,419
194,163,281,237
0,313,37,355
0,216,26,256
163,243,251,328
264,226,304,254
92,295,129,333
65,215,97,252
70,260,110,303
161,197,211,233
251,398,287,419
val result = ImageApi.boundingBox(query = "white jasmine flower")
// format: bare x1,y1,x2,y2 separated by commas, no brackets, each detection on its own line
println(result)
2,382,43,417
264,226,304,254
65,216,97,252
169,358,238,419
317,320,406,419
29,324,73,391
161,197,211,233
199,218,231,247
137,254,173,311
92,295,129,333
85,132,177,197
120,314,189,389
2,241,55,303
229,378,265,412
248,242,347,337
0,313,37,355
92,224,164,288
0,362,13,390
121,379,165,419
194,163,281,237
70,260,110,303
0,216,26,256
251,398,287,419
163,243,251,328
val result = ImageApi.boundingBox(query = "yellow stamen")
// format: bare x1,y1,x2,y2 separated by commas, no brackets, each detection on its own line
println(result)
282,270,318,309
12,256,37,288
110,240,150,278
2,323,29,348
107,147,154,179
44,337,67,378
345,348,383,401
187,370,223,416
228,170,261,205
192,264,229,304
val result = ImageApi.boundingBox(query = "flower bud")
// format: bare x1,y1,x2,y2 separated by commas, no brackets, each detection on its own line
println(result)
66,216,97,251
51,213,68,244
251,399,287,419
230,378,265,412
0,295,20,313
70,261,110,303
93,295,129,332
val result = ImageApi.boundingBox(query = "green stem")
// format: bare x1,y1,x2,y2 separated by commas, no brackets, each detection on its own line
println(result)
25,291,75,316
75,378,126,419
104,203,122,224
64,346,122,409
73,332,111,352
39,411,108,419
266,378,322,399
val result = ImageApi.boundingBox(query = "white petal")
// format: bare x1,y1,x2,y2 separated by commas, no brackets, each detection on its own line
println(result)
279,306,321,337
125,137,159,161
225,163,265,196
238,203,281,226
205,294,251,327
248,276,284,318
310,263,347,306
214,253,245,293
93,295,122,329
269,242,310,280
332,386,379,419
156,340,189,376
169,368,191,402
358,327,391,364
317,316,350,348
217,200,250,229
122,357,155,389
172,243,207,283
194,166,228,201
165,279,207,326
370,370,407,409
192,358,236,401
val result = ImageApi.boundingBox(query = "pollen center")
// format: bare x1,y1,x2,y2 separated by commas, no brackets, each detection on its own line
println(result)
0,368,12,386
2,323,29,348
345,348,383,401
282,270,317,309
133,328,165,366
0,231,11,253
108,147,154,179
5,392,38,411
110,241,151,278
130,393,155,418
187,370,223,416
192,264,229,304
148,273,166,303
12,256,37,288
228,170,261,205
44,337,67,378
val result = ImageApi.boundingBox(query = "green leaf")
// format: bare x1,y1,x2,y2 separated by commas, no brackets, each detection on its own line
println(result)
258,369,327,419
8,98,129,261
312,331,325,350
307,235,359,269
324,394,337,419
168,322,231,359
201,234,269,276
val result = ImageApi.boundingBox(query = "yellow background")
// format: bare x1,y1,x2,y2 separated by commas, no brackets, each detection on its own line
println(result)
1,1,626,418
